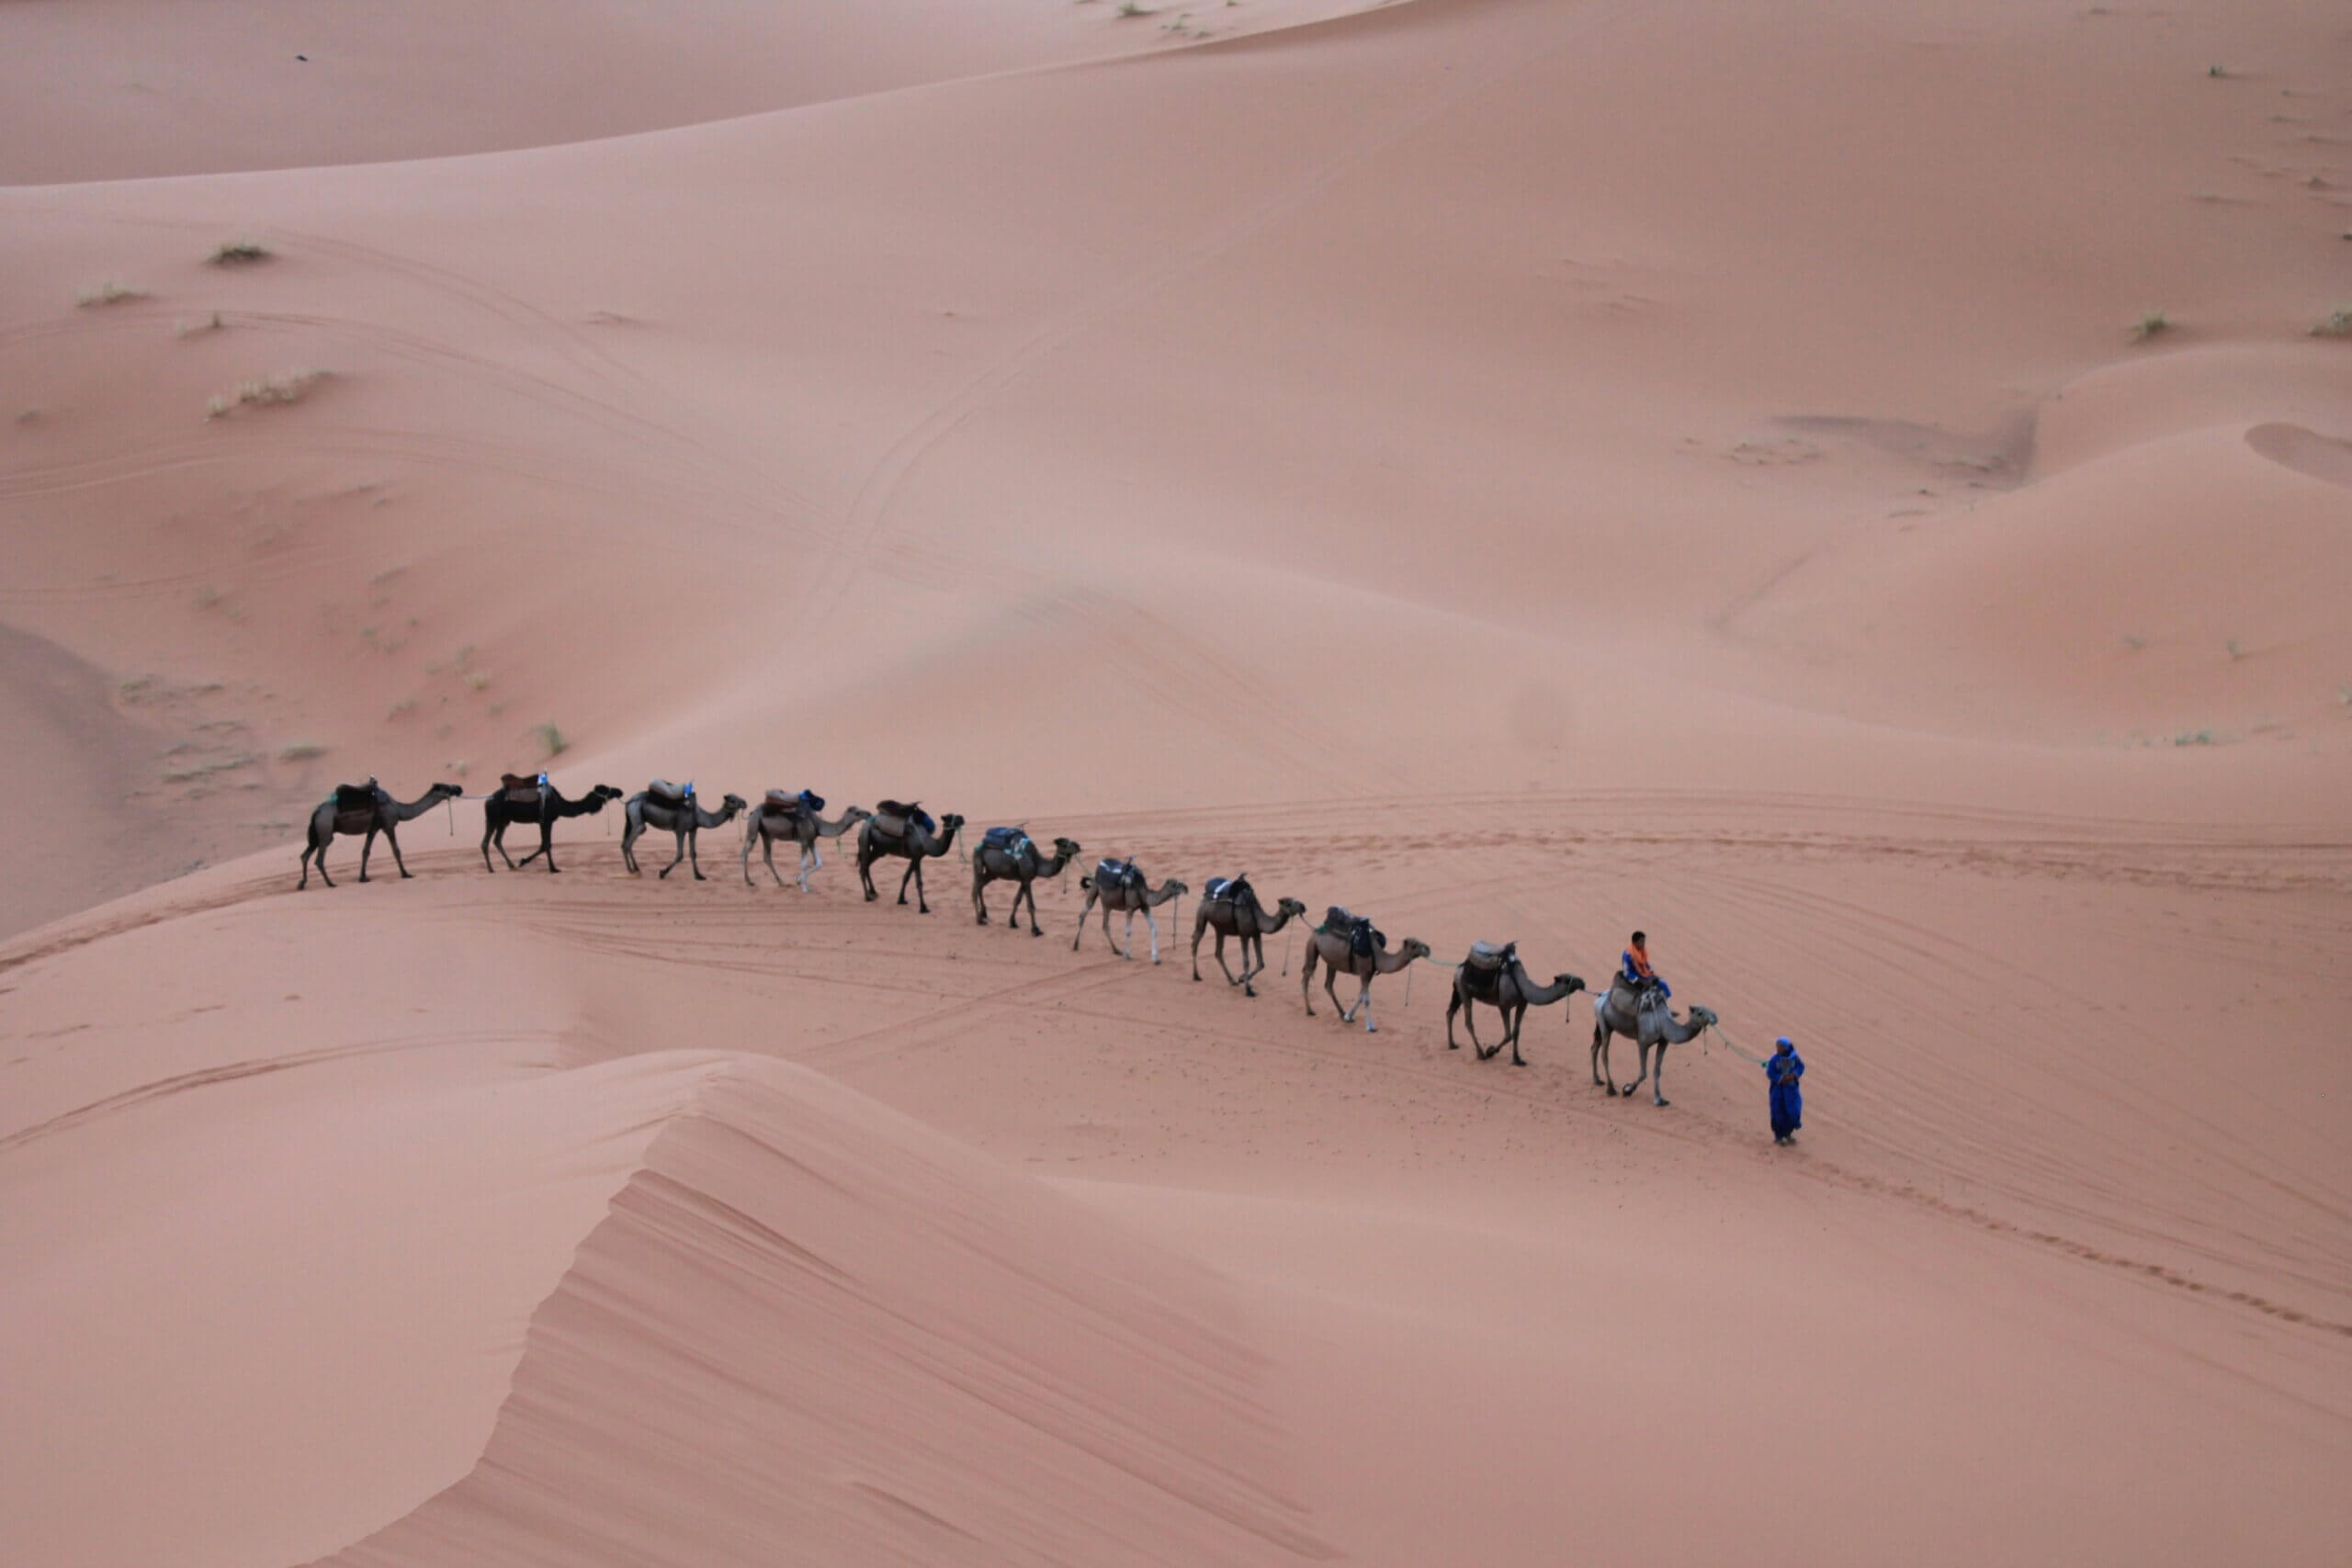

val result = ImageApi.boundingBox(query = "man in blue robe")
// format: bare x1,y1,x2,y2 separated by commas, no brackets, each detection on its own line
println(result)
1768,1036,1804,1145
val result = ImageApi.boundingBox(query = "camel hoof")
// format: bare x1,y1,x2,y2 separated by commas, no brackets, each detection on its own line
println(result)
399,871,413,879
1654,1099,1669,1108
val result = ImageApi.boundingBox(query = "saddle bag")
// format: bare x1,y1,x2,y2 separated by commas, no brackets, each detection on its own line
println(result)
501,772,548,806
647,778,694,808
1204,874,1252,906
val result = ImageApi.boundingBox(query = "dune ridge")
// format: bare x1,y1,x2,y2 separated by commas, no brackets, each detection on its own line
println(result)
317,1054,1329,1568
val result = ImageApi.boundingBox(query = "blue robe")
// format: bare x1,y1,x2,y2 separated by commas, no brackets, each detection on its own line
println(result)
1767,1048,1804,1138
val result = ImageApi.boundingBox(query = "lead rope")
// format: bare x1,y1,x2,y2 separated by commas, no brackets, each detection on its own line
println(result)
1281,924,1294,976
1404,960,1414,1009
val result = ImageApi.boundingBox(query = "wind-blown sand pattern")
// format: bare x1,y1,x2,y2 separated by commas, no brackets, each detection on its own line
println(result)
3,0,2348,1562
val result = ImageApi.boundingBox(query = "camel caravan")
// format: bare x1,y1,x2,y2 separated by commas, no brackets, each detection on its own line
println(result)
297,773,1727,1097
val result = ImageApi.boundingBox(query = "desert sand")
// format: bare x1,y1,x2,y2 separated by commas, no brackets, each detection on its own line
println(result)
4,0,2348,1562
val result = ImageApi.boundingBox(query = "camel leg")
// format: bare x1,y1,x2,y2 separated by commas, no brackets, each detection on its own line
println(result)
1356,975,1378,1033
1506,1003,1528,1068
660,829,686,879
382,823,413,879
356,826,379,883
1621,1041,1651,1102
300,834,332,889
1072,889,1095,952
537,818,561,873
1325,964,1347,1021
1215,931,1245,989
1114,907,1132,960
481,817,500,873
857,847,877,902
796,839,816,894
1190,916,1206,981
1592,1020,1619,1095
1300,944,1318,1016
687,828,706,881
762,830,786,888
1651,1045,1670,1108
1446,987,1464,1051
1237,934,1261,998
1024,881,1044,937
1142,907,1161,964
899,857,929,914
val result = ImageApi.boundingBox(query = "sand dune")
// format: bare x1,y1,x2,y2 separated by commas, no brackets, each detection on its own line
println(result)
3,0,2348,1562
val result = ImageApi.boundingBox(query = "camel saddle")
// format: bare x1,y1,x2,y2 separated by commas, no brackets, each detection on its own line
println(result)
1323,906,1383,958
1611,973,1669,1013
763,787,821,818
873,799,934,839
327,780,384,834
1096,858,1143,893
647,778,694,808
1464,941,1516,974
501,772,549,806
982,826,1034,859
1204,874,1254,906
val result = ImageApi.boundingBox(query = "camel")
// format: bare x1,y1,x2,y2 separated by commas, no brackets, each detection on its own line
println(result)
1190,875,1307,997
855,802,965,913
619,783,747,880
969,829,1081,934
1445,945,1586,1066
1299,910,1430,1033
741,797,872,892
1590,976,1719,1106
481,775,623,874
297,778,462,888
1073,861,1188,964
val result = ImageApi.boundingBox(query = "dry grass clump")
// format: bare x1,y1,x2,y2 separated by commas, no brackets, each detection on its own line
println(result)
205,368,325,419
2131,309,2171,342
77,280,147,307
2312,305,2352,338
209,238,271,265
532,721,571,759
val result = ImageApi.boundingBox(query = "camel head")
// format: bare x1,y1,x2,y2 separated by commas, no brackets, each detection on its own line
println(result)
718,793,749,811
1689,1005,1719,1029
939,812,967,831
1557,973,1587,995
1276,897,1308,918
1165,876,1191,897
591,784,624,803
429,782,464,801
1399,937,1433,962
1050,837,1082,858
843,806,874,823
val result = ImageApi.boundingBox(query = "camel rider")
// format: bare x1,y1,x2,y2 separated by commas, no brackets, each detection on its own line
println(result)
1621,931,1670,1003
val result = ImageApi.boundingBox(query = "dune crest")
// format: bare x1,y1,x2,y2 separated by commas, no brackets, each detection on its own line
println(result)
318,1055,1329,1568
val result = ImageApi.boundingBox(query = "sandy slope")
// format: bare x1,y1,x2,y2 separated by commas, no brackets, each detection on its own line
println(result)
3,0,2350,1562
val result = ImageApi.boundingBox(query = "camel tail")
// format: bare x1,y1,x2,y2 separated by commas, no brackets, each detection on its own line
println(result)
1079,874,1095,891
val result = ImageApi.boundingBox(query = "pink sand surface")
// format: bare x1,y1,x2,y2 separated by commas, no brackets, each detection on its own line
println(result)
4,0,2347,1562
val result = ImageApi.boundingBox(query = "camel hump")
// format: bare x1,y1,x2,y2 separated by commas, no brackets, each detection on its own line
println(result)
1204,874,1253,905
1095,857,1142,892
876,798,919,818
647,778,693,807
982,825,1033,856
332,780,382,811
